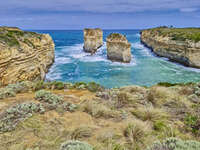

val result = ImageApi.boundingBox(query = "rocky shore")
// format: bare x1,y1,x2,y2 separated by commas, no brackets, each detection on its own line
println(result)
141,27,200,68
0,27,55,85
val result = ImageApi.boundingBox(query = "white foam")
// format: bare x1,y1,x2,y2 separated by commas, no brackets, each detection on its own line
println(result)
55,57,72,64
132,42,153,57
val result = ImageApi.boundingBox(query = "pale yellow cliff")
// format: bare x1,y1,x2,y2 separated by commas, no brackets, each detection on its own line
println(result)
0,27,55,85
83,28,103,53
141,27,200,68
106,33,131,63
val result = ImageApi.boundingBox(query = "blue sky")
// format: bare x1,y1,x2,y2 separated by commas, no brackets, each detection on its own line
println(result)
1,0,200,29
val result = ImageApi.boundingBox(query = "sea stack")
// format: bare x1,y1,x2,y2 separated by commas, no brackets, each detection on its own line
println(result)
0,27,55,85
83,28,103,54
106,33,131,63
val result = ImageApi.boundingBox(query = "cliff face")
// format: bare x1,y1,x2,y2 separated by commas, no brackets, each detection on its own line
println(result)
83,28,103,53
106,33,131,63
141,27,200,68
0,27,55,85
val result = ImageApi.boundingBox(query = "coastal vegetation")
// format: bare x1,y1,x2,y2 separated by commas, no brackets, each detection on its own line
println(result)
0,81,200,149
145,27,200,42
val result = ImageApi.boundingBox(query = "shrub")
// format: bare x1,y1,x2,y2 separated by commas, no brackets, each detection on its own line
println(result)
33,81,45,91
0,102,45,132
146,138,200,150
0,87,16,99
153,120,167,131
87,82,103,92
35,90,63,105
63,102,78,112
184,114,199,134
74,82,88,90
60,140,93,150
48,81,65,90
6,81,31,93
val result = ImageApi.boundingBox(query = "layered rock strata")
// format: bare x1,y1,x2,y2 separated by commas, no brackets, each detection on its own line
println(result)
106,33,131,63
141,27,200,68
0,27,55,85
83,28,103,53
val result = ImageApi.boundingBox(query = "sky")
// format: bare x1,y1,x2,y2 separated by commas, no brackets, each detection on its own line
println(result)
0,0,200,30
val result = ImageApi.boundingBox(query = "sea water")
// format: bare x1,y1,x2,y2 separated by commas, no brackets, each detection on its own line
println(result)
35,30,200,88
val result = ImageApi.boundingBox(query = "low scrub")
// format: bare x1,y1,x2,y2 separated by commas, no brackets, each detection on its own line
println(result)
60,140,93,150
0,87,16,99
0,102,45,132
35,90,63,105
146,137,200,150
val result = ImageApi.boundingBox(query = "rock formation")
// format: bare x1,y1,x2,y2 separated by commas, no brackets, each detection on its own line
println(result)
83,28,103,53
106,33,131,63
141,27,200,68
0,27,55,85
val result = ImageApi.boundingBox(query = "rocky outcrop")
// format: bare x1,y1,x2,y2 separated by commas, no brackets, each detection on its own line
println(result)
106,33,131,63
141,27,200,68
0,27,55,85
83,28,103,53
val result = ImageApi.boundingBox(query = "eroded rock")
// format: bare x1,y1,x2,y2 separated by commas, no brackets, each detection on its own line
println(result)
83,28,103,53
106,33,131,63
141,27,200,68
0,27,55,85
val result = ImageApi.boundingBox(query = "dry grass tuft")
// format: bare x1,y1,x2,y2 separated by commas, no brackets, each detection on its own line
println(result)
131,107,169,123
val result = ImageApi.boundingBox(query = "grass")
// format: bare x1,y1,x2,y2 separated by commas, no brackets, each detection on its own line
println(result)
131,107,169,123
145,27,200,42
81,100,120,119
70,126,93,140
0,81,200,150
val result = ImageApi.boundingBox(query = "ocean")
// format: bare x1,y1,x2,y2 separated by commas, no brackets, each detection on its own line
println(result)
35,30,200,88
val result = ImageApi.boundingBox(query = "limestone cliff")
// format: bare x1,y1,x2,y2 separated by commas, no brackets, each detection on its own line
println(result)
0,27,55,85
106,33,131,63
141,27,200,68
83,28,103,53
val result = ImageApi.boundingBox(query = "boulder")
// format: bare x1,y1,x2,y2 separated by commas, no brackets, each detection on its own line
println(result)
83,28,103,53
0,27,55,85
106,33,131,63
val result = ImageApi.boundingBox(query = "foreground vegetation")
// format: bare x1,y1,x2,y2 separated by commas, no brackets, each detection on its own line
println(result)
0,81,200,150
145,27,200,42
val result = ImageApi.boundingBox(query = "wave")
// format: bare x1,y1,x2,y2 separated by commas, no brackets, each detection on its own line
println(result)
132,42,154,57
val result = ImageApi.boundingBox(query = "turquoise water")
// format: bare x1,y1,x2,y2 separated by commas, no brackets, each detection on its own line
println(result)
36,30,200,88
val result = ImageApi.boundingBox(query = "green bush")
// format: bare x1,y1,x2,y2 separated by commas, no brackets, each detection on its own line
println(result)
184,114,199,134
6,81,31,93
35,90,63,105
0,87,16,99
0,102,45,132
87,82,103,92
146,138,200,150
60,140,93,150
74,82,88,90
33,81,45,91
